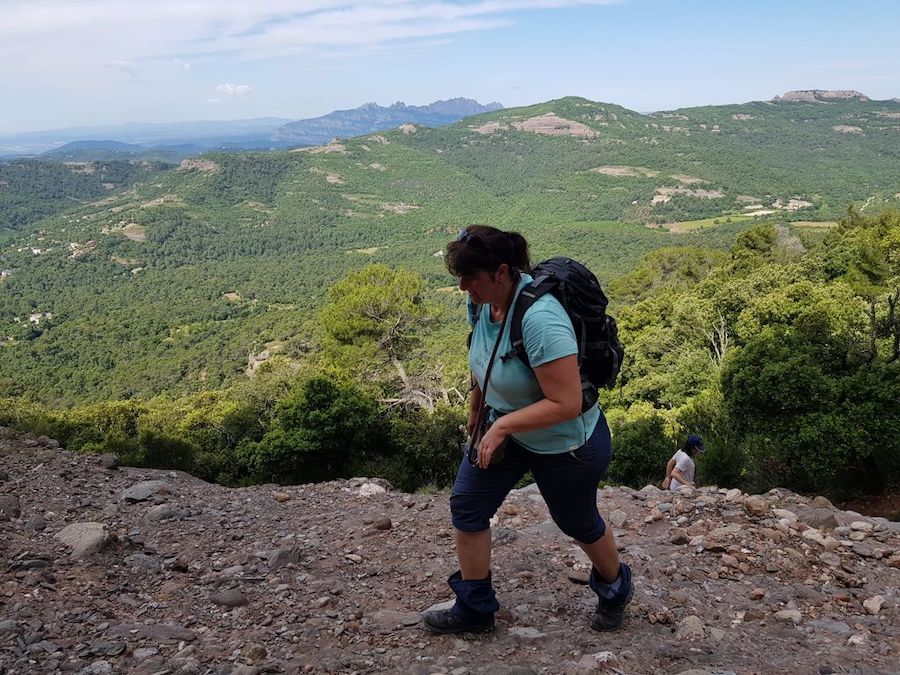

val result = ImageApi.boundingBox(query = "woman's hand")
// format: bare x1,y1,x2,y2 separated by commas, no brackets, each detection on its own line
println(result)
476,419,509,469
661,477,671,490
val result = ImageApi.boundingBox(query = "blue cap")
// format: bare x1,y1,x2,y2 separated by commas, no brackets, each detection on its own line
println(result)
685,434,705,452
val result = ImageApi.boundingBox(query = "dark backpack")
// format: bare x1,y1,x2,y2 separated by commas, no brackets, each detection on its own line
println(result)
487,258,624,412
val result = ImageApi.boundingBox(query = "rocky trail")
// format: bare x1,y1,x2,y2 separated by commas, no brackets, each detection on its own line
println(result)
1,428,899,674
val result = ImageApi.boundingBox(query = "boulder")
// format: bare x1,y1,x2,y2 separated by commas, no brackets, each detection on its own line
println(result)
98,454,118,470
146,504,177,521
775,609,802,624
609,510,628,528
359,483,386,497
0,494,21,521
669,528,690,545
743,496,769,516
371,609,421,628
26,514,47,531
210,589,248,607
268,546,302,570
863,595,885,615
674,615,705,640
772,508,798,522
372,516,393,531
791,506,839,530
55,522,111,558
121,480,175,502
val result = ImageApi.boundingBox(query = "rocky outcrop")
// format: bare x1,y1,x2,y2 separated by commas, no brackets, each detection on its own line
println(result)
54,522,111,558
774,89,870,103
1,428,898,673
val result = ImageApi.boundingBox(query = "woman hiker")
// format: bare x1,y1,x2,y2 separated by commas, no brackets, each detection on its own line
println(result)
423,225,632,634
662,434,706,491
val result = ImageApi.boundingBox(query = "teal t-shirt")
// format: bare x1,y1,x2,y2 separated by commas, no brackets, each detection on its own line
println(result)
468,273,600,453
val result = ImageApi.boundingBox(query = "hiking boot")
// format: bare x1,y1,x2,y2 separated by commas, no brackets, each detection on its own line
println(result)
590,583,634,631
423,607,495,634
589,562,633,632
424,570,499,635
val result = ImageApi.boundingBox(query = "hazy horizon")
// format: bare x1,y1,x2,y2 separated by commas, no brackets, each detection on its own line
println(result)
3,0,899,134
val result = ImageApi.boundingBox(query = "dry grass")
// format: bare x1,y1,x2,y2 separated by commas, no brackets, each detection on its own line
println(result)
122,223,148,242
590,166,659,177
178,159,219,172
380,202,419,214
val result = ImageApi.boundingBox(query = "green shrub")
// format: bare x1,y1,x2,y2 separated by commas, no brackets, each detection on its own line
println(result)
239,376,389,484
0,398,54,436
368,405,466,491
676,388,743,488
133,429,197,472
608,409,676,487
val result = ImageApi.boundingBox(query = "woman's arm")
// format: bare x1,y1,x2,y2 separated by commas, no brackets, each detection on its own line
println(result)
476,354,581,468
671,466,693,487
662,456,676,489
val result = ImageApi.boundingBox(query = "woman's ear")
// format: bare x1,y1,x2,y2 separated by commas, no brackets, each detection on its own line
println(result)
492,263,510,282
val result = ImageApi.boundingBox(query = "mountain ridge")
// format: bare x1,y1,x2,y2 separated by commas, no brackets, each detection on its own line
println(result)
6,90,899,159
271,97,503,145
0,99,504,159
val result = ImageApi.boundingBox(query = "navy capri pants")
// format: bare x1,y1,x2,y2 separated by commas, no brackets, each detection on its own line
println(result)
450,415,612,544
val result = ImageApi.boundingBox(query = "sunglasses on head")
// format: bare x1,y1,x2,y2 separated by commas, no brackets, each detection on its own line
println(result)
457,229,490,251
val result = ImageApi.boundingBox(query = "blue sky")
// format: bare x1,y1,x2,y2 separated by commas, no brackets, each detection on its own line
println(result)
2,0,899,133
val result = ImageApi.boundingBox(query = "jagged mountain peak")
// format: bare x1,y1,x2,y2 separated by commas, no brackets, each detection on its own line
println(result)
272,97,504,144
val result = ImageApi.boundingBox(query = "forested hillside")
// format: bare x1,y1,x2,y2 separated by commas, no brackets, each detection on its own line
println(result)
3,210,897,501
0,95,898,499
0,160,169,239
3,95,899,403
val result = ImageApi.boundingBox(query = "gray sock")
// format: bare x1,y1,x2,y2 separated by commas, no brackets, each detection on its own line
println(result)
597,572,623,600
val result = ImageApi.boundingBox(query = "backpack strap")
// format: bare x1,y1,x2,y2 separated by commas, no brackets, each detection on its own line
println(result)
501,275,554,368
501,272,595,411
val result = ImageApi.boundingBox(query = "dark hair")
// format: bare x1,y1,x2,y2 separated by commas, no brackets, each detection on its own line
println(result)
445,225,531,278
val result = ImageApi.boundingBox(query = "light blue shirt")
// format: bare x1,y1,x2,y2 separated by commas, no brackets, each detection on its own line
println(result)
468,273,600,453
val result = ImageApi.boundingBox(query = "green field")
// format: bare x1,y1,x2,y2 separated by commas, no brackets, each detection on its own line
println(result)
658,214,755,233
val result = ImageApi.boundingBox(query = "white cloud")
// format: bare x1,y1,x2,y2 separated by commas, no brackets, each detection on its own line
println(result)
0,1,623,68
216,83,253,96
0,0,624,129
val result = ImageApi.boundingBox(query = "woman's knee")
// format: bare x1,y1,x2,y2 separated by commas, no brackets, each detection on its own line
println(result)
554,513,607,543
